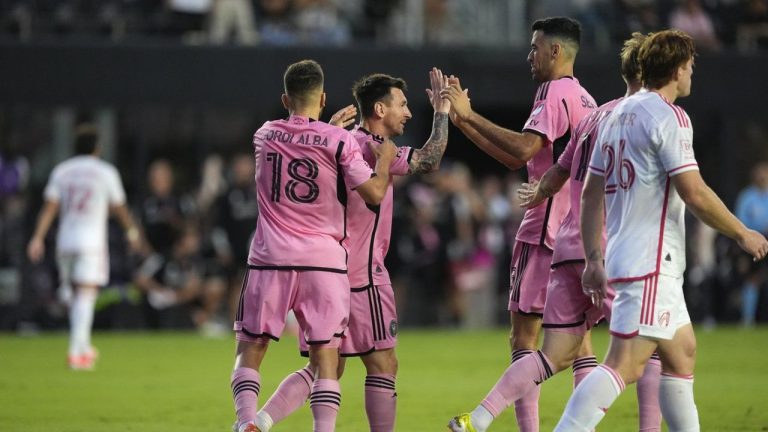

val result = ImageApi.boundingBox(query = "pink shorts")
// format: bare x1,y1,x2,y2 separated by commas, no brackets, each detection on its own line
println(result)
542,262,615,335
508,242,553,315
300,284,398,357
234,268,350,347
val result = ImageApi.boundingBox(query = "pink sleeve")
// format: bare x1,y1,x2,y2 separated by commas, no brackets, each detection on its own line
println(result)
557,134,578,170
390,146,413,176
340,131,375,189
522,87,568,143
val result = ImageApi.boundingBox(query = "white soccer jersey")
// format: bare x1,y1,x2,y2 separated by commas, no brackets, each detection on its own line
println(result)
588,90,698,281
44,155,127,254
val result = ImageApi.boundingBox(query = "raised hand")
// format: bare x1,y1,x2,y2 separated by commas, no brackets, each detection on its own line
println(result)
369,138,398,164
426,67,450,114
441,75,472,124
328,104,358,129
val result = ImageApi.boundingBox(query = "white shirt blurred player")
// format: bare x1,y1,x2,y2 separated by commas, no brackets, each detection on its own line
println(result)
27,124,141,370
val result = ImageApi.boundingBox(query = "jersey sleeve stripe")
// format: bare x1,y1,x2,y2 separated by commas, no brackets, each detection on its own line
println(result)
667,163,698,175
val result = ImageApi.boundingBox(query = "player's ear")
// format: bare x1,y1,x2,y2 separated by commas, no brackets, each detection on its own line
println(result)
551,41,560,60
320,92,327,109
281,94,290,110
374,101,386,119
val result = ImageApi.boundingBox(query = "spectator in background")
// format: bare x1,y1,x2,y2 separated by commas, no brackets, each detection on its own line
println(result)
208,0,259,45
735,161,768,327
616,0,661,39
213,153,259,319
256,0,299,46
165,0,210,42
134,223,223,329
423,0,467,46
140,159,193,257
293,0,351,45
670,0,721,50
737,0,768,51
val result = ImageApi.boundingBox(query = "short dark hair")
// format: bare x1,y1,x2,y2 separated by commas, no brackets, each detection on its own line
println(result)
352,74,408,119
620,32,648,84
283,59,324,101
531,17,581,49
74,124,99,155
638,30,696,90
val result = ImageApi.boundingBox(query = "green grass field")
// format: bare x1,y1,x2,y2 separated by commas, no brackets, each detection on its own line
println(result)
1,327,767,431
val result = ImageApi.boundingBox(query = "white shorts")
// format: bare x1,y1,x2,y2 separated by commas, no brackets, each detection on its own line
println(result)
57,251,109,287
610,273,690,340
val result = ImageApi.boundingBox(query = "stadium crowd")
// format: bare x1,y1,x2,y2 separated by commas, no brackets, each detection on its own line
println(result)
1,0,768,51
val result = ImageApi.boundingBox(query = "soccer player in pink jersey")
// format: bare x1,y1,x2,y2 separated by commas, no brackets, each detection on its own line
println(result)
553,30,768,431
499,32,662,432
27,124,142,370
253,68,450,432
230,59,397,432
442,17,596,432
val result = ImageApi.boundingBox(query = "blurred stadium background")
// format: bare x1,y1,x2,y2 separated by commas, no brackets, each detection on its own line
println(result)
1,0,768,430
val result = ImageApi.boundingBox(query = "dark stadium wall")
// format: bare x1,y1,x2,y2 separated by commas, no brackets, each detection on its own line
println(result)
1,42,766,197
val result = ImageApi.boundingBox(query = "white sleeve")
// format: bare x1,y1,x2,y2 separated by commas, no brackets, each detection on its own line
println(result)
43,167,62,202
656,111,698,177
107,166,127,205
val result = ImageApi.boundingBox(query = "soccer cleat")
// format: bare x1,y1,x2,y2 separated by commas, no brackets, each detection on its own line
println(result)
447,413,477,432
67,347,99,370
232,421,260,432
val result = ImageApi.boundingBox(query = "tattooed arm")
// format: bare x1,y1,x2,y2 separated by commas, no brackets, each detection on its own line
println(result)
408,68,450,175
408,112,449,174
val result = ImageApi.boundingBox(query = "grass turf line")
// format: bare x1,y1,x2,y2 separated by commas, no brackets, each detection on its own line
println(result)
0,327,766,431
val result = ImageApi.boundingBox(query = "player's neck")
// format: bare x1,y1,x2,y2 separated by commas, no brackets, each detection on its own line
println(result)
288,108,321,121
360,120,390,139
625,81,642,97
651,83,679,104
548,63,574,81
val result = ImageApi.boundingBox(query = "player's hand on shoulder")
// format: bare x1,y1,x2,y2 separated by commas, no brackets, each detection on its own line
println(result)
328,104,357,129
737,228,768,262
369,138,397,163
441,75,472,124
27,237,45,263
426,67,450,114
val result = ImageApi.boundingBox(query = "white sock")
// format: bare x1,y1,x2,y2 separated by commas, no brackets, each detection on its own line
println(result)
660,374,699,432
69,288,97,356
470,404,494,432
554,365,625,432
255,410,274,432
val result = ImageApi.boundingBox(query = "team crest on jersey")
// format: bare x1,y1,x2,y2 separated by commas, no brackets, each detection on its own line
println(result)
389,320,398,337
680,139,694,158
657,311,671,328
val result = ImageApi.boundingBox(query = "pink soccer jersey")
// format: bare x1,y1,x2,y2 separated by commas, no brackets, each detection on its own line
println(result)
344,126,412,288
518,76,596,249
247,115,374,272
551,98,623,266
588,90,698,281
